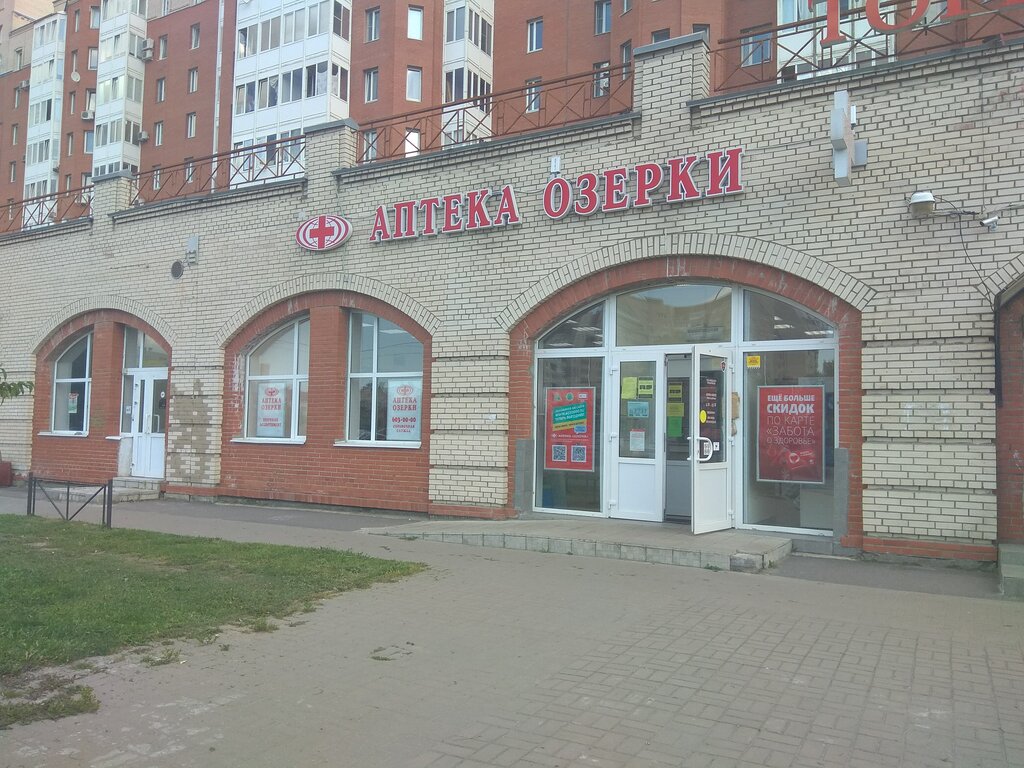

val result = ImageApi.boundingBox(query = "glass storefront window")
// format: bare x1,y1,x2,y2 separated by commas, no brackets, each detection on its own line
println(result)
539,303,604,349
744,292,835,341
743,348,836,530
245,317,310,439
53,334,91,432
535,357,603,512
616,284,731,346
124,326,169,368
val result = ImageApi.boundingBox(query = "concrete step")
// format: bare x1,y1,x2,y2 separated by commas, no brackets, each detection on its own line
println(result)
364,519,792,573
1000,563,1024,599
46,484,160,504
999,543,1024,568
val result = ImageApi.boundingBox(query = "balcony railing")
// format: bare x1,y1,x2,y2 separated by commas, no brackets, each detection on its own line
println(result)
2,186,93,235
358,65,634,164
713,0,1024,94
129,134,306,207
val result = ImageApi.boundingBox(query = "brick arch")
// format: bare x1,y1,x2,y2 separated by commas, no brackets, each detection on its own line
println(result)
32,295,176,355
495,234,875,332
506,253,864,548
215,273,440,349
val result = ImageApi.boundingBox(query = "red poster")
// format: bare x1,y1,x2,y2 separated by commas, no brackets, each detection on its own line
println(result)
757,386,825,484
544,387,596,472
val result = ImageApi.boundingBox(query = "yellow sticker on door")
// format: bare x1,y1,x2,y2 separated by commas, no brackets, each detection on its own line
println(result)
699,409,708,424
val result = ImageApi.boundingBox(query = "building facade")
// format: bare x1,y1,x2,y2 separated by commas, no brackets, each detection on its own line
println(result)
1,22,1023,562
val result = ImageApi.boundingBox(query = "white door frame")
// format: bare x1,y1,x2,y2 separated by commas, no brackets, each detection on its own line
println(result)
124,368,168,479
606,352,664,521
691,346,733,533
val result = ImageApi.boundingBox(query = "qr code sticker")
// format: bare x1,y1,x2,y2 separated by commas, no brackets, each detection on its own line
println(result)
551,444,568,463
571,445,587,464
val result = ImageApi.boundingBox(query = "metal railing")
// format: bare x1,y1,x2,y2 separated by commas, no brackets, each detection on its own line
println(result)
129,134,306,207
712,0,1024,94
26,474,113,528
1,186,93,235
358,65,634,164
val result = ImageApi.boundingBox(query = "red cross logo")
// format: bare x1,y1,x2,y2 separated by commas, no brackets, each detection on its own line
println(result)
307,216,337,249
296,214,352,251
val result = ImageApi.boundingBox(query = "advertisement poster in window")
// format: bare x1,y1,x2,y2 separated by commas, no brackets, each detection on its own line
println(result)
757,385,825,484
545,387,595,472
256,382,286,437
387,379,421,441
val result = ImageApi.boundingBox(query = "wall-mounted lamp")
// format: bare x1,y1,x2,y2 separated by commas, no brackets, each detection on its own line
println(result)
549,156,562,179
909,191,936,217
981,215,999,232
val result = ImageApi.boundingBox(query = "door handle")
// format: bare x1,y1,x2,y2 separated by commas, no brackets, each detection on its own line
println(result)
697,436,714,462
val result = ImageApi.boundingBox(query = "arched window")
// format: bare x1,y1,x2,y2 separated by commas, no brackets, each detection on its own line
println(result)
347,312,424,443
245,318,309,439
53,333,92,433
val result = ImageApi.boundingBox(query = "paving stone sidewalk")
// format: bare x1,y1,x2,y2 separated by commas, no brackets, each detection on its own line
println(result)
2,496,1023,768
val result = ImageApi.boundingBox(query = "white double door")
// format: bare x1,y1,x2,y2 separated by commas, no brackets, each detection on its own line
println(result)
124,369,168,478
606,348,733,533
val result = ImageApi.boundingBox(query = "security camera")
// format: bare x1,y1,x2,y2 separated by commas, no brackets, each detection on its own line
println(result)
981,215,999,228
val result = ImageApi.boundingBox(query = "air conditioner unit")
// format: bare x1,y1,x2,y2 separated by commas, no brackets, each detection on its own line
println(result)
81,110,94,121
140,48,153,62
17,80,30,90
138,130,149,142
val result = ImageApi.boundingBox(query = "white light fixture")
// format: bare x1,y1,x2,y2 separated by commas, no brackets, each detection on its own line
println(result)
909,190,936,217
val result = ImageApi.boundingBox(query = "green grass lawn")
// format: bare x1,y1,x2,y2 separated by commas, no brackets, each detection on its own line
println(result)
0,515,425,678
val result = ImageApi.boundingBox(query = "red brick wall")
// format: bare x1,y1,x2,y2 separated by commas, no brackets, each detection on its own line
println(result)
217,291,431,512
507,255,864,540
997,289,1024,542
32,310,172,482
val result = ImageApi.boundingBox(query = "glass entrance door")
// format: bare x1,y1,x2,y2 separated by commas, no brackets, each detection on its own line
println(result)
607,355,663,521
665,354,692,522
124,370,168,478
691,348,732,533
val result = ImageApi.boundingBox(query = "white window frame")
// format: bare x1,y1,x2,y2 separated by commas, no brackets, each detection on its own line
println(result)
190,23,200,49
366,6,380,41
241,317,309,442
364,67,379,102
154,121,163,146
408,5,423,39
527,17,542,52
361,128,378,161
594,0,611,35
186,112,197,138
741,32,772,67
51,333,92,435
406,66,422,101
187,67,198,93
525,79,541,113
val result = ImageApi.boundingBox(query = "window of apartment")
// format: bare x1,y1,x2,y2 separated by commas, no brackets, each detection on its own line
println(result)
190,24,200,48
84,131,94,153
70,50,79,74
333,1,350,39
14,88,21,109
469,9,491,55
260,17,280,51
594,0,611,34
331,63,348,100
245,318,309,440
155,77,165,102
305,61,328,97
238,23,257,57
151,167,161,190
86,89,96,110
186,112,197,138
67,132,74,156
364,67,378,102
158,35,168,58
692,23,711,40
307,1,329,36
184,158,195,183
188,67,199,93
283,8,306,44
82,173,92,189
741,32,771,66
258,75,279,108
53,334,92,433
65,174,73,191
365,6,380,41
592,61,610,97
525,78,541,113
361,128,377,162
620,40,632,78
527,17,543,52
154,121,163,146
408,6,423,39
9,162,16,183
348,312,423,443
403,129,420,157
88,47,98,69
651,28,670,43
11,124,17,146
281,68,303,102
406,66,422,101
444,67,464,103
126,75,143,102
445,5,464,42
622,0,632,12
235,82,256,113
89,6,100,27
68,91,76,115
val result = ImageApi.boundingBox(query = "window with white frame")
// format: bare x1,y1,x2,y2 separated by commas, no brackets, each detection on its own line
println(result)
156,77,165,102
347,312,423,443
620,40,632,78
525,79,541,112
362,128,378,161
527,17,542,52
741,32,771,66
594,0,611,34
445,5,464,41
622,0,632,12
403,128,420,157
408,5,423,39
245,318,309,439
333,1,350,38
592,61,610,97
186,112,197,138
188,67,199,93
406,66,422,101
190,23,200,48
52,333,92,433
366,6,380,41
154,121,163,145
364,67,378,102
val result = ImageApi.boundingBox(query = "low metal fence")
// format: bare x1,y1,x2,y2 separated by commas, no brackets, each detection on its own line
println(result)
1,186,93,235
26,474,113,528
